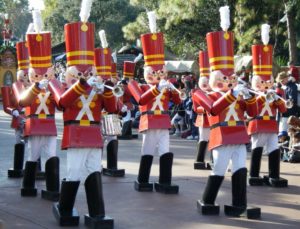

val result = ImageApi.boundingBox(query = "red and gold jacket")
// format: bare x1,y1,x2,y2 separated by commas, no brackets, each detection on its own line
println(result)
192,89,210,128
128,80,181,132
193,90,257,150
122,84,134,110
49,79,118,149
248,95,286,134
1,85,25,129
13,81,57,137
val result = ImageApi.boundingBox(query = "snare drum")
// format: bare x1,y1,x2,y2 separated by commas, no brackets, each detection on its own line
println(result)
101,114,122,136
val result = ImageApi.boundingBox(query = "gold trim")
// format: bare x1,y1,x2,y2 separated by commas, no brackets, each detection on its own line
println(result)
154,110,161,115
67,60,94,65
209,56,233,63
223,32,230,40
38,114,46,119
67,51,94,57
97,71,111,75
144,54,164,60
253,71,272,75
210,64,234,71
18,60,29,64
227,120,236,126
30,56,51,61
200,67,210,71
263,46,269,52
123,72,134,76
96,66,111,70
30,63,52,68
253,65,272,69
80,120,90,126
36,34,42,42
145,60,165,66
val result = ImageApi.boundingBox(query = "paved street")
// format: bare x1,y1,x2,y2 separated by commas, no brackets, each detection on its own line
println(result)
0,107,300,229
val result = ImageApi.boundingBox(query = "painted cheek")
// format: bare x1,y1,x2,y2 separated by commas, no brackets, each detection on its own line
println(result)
217,82,223,89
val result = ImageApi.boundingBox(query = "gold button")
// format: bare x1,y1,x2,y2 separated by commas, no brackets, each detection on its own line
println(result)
36,34,42,42
81,23,88,32
104,49,108,54
151,34,157,40
36,99,40,104
89,102,95,108
77,101,82,108
223,32,230,40
263,46,269,52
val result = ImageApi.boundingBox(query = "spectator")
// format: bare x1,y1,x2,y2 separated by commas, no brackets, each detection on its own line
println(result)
276,71,298,132
288,61,299,83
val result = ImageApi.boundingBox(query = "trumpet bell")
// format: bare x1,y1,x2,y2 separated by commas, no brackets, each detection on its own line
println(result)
286,99,293,109
112,85,124,97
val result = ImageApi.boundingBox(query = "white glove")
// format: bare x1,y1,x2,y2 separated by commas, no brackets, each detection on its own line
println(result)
158,79,170,91
38,79,49,89
232,84,244,97
87,76,98,87
95,82,104,93
240,87,252,100
121,105,128,113
266,89,279,101
12,110,19,117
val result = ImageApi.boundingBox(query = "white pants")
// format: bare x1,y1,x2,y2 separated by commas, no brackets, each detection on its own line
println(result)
27,136,57,161
251,133,278,154
141,129,169,156
212,144,247,176
279,117,289,132
67,148,102,181
122,111,131,123
104,135,117,144
198,127,210,142
15,129,23,144
171,113,184,126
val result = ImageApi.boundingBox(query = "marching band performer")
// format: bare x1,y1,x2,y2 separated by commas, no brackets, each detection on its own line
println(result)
193,6,260,218
13,11,59,201
49,0,115,227
118,55,143,140
1,40,29,178
248,24,288,187
128,11,181,194
94,30,125,177
192,50,212,170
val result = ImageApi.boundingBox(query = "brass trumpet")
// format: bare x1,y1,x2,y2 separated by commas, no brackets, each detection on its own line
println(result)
104,84,124,97
168,82,187,100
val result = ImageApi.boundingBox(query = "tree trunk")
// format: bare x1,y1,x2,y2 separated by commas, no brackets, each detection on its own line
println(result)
285,2,298,65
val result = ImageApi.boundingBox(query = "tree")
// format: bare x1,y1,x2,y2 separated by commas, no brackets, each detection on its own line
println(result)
43,0,141,48
0,0,31,41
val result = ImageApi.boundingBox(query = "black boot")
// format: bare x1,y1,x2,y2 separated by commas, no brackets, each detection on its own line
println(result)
134,155,154,192
103,140,125,177
36,157,45,180
194,141,211,170
42,157,60,201
118,120,138,140
248,147,264,186
84,172,114,229
225,168,261,219
263,149,288,187
52,180,80,226
21,161,37,197
197,175,224,215
155,152,179,194
8,143,25,178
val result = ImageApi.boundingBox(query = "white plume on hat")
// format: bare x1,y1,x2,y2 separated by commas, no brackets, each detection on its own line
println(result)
134,53,143,63
147,11,157,33
28,0,45,10
261,24,270,45
79,0,94,22
112,52,117,63
99,30,108,48
219,6,230,31
26,23,35,33
32,9,43,33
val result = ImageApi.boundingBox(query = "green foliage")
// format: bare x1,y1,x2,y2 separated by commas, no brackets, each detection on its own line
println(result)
275,55,288,67
0,0,32,40
43,0,141,48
